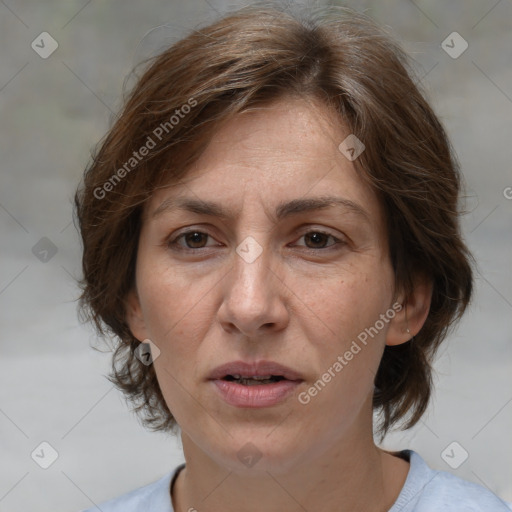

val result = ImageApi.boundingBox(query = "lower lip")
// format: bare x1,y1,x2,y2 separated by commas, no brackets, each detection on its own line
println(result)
211,379,302,408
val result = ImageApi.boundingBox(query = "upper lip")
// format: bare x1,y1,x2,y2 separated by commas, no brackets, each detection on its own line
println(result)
208,360,303,381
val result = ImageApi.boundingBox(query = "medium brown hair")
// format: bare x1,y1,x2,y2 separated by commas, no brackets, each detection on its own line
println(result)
74,3,473,436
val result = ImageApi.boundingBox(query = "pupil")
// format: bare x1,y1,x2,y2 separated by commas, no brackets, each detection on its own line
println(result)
306,232,327,248
186,232,206,248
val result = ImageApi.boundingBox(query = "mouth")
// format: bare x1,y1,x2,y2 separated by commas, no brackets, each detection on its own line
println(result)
208,360,303,382
208,361,303,408
222,374,287,386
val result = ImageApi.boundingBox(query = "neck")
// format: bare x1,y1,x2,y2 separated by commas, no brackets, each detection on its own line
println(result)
171,424,409,512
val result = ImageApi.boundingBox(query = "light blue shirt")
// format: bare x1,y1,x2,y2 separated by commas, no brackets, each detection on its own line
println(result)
80,450,512,511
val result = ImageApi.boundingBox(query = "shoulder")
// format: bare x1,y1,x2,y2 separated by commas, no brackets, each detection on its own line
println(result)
390,450,512,512
78,464,184,512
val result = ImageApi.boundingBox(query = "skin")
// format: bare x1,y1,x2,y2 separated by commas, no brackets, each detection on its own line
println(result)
125,97,432,512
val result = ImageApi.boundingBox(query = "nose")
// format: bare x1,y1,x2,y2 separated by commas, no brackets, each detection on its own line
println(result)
217,241,289,338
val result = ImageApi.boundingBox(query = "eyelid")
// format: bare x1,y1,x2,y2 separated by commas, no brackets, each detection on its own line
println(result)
167,228,222,250
165,226,347,252
291,229,345,249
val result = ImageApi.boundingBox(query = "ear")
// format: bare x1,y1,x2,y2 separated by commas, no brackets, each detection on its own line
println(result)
385,275,433,346
124,288,150,342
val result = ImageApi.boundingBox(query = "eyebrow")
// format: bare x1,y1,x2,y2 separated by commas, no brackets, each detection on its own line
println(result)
151,195,370,222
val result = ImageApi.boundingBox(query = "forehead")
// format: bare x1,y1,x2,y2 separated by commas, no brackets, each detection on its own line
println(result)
145,97,382,226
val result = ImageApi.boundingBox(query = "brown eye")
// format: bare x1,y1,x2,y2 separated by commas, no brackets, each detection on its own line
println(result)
299,231,341,249
169,231,214,250
304,232,330,248
182,231,209,248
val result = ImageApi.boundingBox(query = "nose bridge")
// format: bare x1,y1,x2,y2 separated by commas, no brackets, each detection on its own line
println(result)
218,234,287,335
231,237,272,308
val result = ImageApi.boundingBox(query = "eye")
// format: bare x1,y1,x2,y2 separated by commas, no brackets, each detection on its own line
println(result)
169,230,219,250
294,231,342,249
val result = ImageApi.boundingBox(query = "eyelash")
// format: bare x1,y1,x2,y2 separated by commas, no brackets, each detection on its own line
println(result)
167,229,345,253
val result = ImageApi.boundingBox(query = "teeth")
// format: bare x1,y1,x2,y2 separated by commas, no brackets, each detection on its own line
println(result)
229,374,273,380
239,377,276,386
225,374,285,386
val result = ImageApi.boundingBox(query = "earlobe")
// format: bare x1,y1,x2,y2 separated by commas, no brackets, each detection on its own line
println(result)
386,277,433,346
125,288,149,342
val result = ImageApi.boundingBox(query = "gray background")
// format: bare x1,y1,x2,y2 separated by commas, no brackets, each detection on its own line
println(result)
0,1,511,511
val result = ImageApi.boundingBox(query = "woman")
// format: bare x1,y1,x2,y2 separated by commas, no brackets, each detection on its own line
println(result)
74,4,510,511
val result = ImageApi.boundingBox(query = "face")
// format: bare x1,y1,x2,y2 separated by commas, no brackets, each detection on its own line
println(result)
126,97,408,474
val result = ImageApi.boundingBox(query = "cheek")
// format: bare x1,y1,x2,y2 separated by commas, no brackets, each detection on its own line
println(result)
136,264,221,414
297,261,394,345
139,271,214,424
294,262,393,403
137,252,213,342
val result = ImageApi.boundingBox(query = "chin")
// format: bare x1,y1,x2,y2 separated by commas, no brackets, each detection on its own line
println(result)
207,427,310,475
